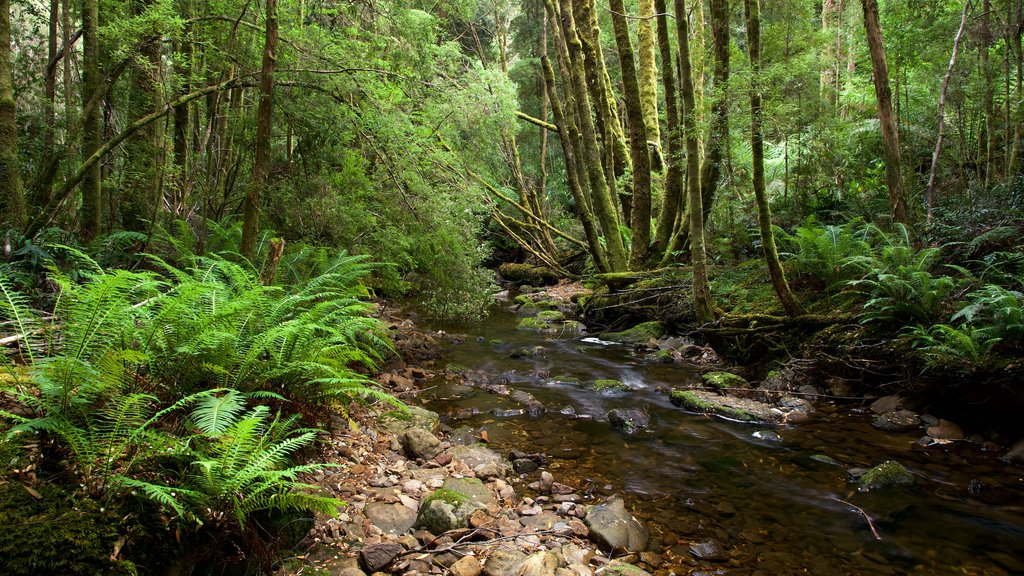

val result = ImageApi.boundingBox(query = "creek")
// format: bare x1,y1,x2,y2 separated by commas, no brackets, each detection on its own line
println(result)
419,305,1024,575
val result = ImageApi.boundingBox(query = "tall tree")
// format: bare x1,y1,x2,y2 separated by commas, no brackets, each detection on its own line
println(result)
861,0,908,225
745,0,804,316
241,0,279,262
0,0,26,230
651,0,683,257
80,0,102,238
636,0,660,144
698,0,730,222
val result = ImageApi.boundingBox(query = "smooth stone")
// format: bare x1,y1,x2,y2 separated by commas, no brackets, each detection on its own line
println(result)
484,546,527,576
926,419,965,440
859,460,914,490
1004,439,1024,464
584,496,649,552
517,551,559,576
870,395,904,414
752,430,781,442
451,556,484,576
401,427,443,460
871,409,921,432
364,502,417,536
607,408,651,433
379,406,441,435
688,539,727,561
450,445,512,478
359,542,403,572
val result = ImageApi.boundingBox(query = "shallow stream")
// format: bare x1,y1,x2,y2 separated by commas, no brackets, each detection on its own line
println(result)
419,306,1024,575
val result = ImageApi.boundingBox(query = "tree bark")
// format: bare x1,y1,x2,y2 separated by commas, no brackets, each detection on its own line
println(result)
926,0,971,224
745,0,804,317
37,0,58,212
241,0,278,261
675,0,715,323
637,0,660,145
0,0,26,230
861,0,909,225
982,0,995,186
609,0,653,269
698,0,730,223
1009,0,1023,176
80,0,102,238
651,0,683,258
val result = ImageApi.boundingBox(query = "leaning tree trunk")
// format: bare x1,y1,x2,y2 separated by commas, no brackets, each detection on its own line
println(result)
80,0,102,238
926,0,971,224
861,0,909,225
0,0,26,230
650,0,683,258
745,0,804,317
609,0,653,269
241,0,278,262
676,0,715,324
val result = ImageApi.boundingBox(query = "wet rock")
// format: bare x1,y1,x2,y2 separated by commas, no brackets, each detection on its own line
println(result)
870,395,905,414
561,320,586,333
688,539,727,561
714,502,736,516
494,408,526,418
607,408,651,433
451,555,484,576
603,562,651,575
701,371,747,390
540,471,554,493
359,542,403,572
752,430,781,442
510,346,546,359
510,390,545,415
1003,439,1024,464
926,419,964,440
518,551,559,576
796,385,821,402
513,458,539,474
601,322,666,345
584,496,649,552
379,406,441,435
591,379,629,394
810,454,841,466
537,310,566,323
450,445,512,478
484,546,527,576
518,317,557,333
670,389,781,423
400,427,443,460
872,410,921,432
860,460,914,490
364,502,417,536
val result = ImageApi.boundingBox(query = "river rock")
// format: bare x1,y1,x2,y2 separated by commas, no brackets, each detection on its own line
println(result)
400,427,443,460
607,408,651,433
451,556,484,576
484,546,527,576
870,394,905,414
872,409,921,432
379,406,441,435
591,379,629,393
359,542,403,572
584,496,649,552
604,561,651,575
926,419,965,440
518,551,559,576
364,502,417,536
450,444,512,478
859,460,914,490
1004,439,1024,464
601,322,666,344
415,477,493,533
688,539,727,561
670,389,781,423
701,371,747,390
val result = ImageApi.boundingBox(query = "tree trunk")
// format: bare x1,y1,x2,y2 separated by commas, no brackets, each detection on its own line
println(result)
553,0,628,271
637,0,660,145
1009,0,1023,176
241,0,278,261
37,0,58,212
698,0,730,222
0,0,26,230
745,0,804,317
80,0,102,238
651,0,683,258
860,0,909,225
982,0,995,186
609,0,653,269
676,0,715,323
926,0,971,223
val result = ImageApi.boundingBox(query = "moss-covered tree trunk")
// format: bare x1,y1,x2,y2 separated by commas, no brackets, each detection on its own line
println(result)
241,0,278,261
651,0,683,260
861,0,908,225
0,0,25,230
609,0,653,269
744,0,804,317
637,0,660,145
554,0,627,271
698,0,730,222
80,0,103,238
676,0,715,323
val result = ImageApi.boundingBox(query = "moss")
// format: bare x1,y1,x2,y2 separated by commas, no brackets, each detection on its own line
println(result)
537,310,566,322
561,320,585,333
653,349,675,363
669,390,758,422
591,379,628,393
517,316,554,332
423,488,469,510
498,263,559,285
701,371,748,389
513,294,534,306
860,460,914,489
602,321,665,344
605,564,650,575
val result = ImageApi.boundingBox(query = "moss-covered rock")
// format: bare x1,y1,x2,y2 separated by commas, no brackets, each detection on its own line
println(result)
701,371,748,389
537,310,566,322
591,379,629,393
513,294,534,306
498,263,560,285
560,320,586,333
669,389,780,423
601,321,666,344
517,316,555,333
859,460,914,490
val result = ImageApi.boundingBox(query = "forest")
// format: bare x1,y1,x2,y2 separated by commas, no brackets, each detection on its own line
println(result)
2,0,1024,573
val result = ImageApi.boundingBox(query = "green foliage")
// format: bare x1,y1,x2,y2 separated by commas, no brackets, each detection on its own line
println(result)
847,239,956,325
952,285,1024,344
904,323,1000,374
780,218,874,292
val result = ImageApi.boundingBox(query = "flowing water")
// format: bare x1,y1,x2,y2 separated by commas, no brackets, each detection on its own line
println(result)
419,306,1024,575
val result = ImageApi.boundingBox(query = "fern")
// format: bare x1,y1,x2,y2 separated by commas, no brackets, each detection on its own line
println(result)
0,270,38,364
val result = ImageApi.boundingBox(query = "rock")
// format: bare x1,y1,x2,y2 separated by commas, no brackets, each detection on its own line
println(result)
513,458,540,474
601,322,666,344
518,551,559,576
796,385,821,402
379,406,441,435
810,454,841,466
415,477,493,533
521,510,560,530
540,471,554,493
714,502,736,516
484,546,527,576
670,389,781,423
364,502,417,536
359,542,403,572
443,476,497,507
584,496,649,552
591,379,629,393
561,320,586,333
450,445,512,478
537,310,566,322
872,410,921,432
688,539,727,561
416,499,463,534
518,317,557,333
860,460,915,490
870,395,905,414
752,430,781,442
927,419,965,440
401,427,443,460
701,371,747,390
1003,439,1024,464
603,562,651,575
451,556,484,576
607,408,651,433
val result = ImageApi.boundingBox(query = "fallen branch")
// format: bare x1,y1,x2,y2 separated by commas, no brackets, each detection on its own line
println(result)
832,497,882,540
